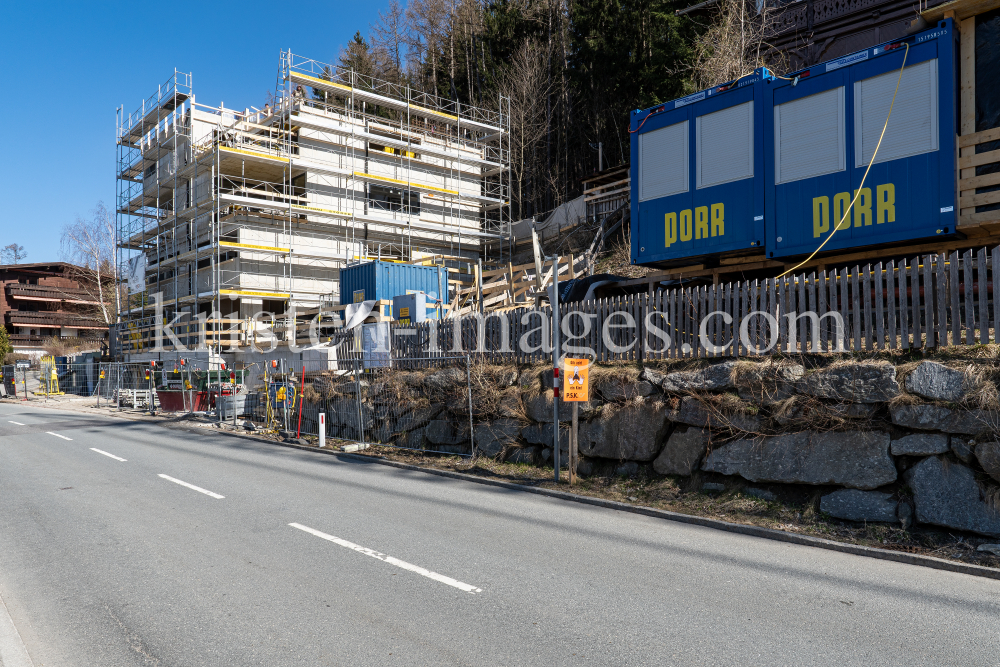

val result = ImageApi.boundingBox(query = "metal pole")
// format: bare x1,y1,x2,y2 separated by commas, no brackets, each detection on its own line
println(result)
466,355,475,457
550,255,561,482
570,402,578,485
353,355,364,443
477,258,484,314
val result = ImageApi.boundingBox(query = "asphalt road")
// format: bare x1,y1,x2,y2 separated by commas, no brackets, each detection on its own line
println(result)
1,401,999,666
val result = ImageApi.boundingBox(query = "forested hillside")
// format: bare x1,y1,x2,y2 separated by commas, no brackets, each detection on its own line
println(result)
336,0,780,221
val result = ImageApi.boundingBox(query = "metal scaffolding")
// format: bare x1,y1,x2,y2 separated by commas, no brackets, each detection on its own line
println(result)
115,53,510,356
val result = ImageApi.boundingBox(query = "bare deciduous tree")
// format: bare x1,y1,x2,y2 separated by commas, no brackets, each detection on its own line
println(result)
688,0,786,90
60,202,121,326
497,38,555,220
407,0,450,96
1,243,27,265
370,0,411,83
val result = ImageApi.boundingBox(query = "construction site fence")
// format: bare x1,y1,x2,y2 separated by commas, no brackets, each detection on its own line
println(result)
390,246,1000,360
235,355,475,457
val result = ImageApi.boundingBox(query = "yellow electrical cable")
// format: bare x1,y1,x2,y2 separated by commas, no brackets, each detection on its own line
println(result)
778,42,910,278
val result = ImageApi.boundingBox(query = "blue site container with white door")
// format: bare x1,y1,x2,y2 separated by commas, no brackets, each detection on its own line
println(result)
338,260,446,318
764,19,958,259
630,69,770,267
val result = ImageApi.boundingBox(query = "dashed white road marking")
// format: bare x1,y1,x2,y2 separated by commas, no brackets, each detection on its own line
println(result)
157,474,224,499
7,421,25,426
46,432,72,441
288,522,483,594
90,448,126,462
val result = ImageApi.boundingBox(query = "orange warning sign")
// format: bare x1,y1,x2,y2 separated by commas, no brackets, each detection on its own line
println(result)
562,358,589,402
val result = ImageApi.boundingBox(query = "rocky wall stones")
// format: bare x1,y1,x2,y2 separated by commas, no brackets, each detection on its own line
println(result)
904,361,968,402
735,363,804,405
800,363,899,403
702,431,896,489
666,396,761,432
890,404,992,435
820,489,898,522
660,361,737,393
905,457,1000,537
653,428,710,476
975,442,1000,483
889,433,949,456
596,380,654,402
578,401,670,461
474,419,522,457
524,390,596,423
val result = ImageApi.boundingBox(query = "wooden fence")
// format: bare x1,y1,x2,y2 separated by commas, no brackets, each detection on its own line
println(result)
389,247,1000,362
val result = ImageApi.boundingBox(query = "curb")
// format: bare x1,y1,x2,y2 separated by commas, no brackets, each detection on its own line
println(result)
16,400,1000,581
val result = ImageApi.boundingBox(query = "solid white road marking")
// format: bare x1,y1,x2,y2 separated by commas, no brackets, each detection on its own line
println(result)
157,474,224,499
90,448,126,462
288,523,483,594
46,432,72,441
7,421,25,426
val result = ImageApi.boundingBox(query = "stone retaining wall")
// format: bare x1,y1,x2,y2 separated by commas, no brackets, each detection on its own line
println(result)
319,357,1000,538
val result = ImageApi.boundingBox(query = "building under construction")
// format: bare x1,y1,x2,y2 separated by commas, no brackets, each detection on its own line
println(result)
115,51,510,357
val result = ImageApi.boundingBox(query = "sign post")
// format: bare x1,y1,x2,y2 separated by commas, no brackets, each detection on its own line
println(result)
562,358,589,485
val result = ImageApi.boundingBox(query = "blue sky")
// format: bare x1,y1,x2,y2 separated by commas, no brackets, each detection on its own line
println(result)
0,1,390,264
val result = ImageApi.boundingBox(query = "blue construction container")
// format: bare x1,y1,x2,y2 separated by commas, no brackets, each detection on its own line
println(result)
764,19,958,259
630,68,771,267
339,261,446,317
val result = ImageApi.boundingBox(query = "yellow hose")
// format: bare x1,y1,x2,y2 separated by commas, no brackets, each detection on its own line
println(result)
778,42,910,278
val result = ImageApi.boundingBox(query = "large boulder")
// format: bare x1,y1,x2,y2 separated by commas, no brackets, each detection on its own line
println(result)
800,362,898,403
653,428,710,476
905,457,1000,537
578,401,670,461
890,404,992,435
666,396,761,433
904,361,968,402
661,361,737,393
975,441,1000,483
890,433,950,456
474,419,522,457
820,489,898,522
702,431,896,489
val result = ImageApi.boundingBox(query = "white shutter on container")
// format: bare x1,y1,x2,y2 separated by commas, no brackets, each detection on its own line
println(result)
639,120,689,202
855,59,938,167
697,101,754,189
774,87,845,185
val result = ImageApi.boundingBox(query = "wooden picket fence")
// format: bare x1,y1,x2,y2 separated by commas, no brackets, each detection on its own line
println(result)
386,246,999,361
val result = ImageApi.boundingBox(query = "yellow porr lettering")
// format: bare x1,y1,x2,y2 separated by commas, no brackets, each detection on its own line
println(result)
665,212,678,248
695,206,709,240
661,203,726,246
853,187,872,227
833,192,852,231
877,183,895,225
680,209,693,242
711,203,724,237
813,196,830,238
